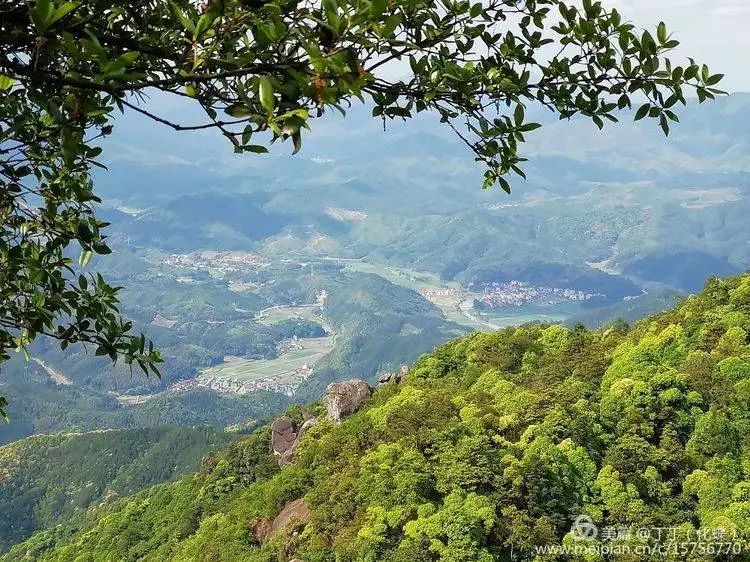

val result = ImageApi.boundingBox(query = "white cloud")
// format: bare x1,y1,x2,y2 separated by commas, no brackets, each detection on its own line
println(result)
377,1,748,92
608,0,749,92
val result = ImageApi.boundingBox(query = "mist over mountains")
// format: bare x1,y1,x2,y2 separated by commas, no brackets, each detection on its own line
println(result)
99,92,750,294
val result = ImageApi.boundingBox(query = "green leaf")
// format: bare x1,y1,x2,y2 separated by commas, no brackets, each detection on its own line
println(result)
659,114,670,136
50,2,79,26
0,74,15,90
245,145,269,154
79,250,92,267
195,13,215,38
634,103,650,121
93,243,111,255
169,1,196,34
30,0,53,31
498,177,511,194
225,104,253,117
117,51,140,66
657,22,667,44
370,0,386,18
323,0,340,32
520,122,542,132
258,76,275,115
380,14,402,37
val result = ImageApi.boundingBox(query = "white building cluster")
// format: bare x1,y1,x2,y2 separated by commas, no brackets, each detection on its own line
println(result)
478,281,599,308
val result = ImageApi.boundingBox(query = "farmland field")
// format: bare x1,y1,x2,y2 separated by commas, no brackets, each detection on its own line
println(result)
341,260,456,294
255,305,323,325
199,336,334,383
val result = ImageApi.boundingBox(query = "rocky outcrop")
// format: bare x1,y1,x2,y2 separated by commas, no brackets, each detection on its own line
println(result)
272,498,311,533
378,364,409,386
254,498,311,543
296,418,318,442
323,379,373,422
252,518,274,543
270,416,296,456
270,416,317,467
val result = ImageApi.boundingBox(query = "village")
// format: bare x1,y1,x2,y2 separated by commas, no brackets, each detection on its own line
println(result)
475,280,599,308
164,250,269,275
169,362,314,398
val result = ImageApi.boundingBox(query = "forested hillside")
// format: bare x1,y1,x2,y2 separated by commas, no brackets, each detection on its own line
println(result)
0,426,229,551
7,273,750,561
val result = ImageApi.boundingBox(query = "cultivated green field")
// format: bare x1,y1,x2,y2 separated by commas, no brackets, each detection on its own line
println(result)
199,336,334,383
255,305,322,325
341,260,457,293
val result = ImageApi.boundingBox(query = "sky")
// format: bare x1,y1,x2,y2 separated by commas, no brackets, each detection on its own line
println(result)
610,0,749,92
113,0,749,158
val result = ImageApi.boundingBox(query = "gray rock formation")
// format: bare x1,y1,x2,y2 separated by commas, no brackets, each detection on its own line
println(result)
323,379,373,422
378,364,409,386
270,416,296,457
253,498,311,543
278,418,317,467
270,415,317,467
272,498,311,534
377,371,394,385
252,518,274,543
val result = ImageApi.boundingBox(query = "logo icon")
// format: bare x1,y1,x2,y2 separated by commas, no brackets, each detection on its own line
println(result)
571,515,598,541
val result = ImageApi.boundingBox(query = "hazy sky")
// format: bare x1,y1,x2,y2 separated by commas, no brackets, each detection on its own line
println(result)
138,0,748,125
610,0,748,92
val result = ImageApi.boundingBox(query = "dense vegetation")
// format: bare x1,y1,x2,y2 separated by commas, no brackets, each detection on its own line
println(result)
568,287,681,329
0,426,229,551
7,272,750,560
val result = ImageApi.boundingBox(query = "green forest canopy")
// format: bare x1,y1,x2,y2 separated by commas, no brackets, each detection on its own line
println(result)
5,272,750,560
0,0,724,416
0,425,228,551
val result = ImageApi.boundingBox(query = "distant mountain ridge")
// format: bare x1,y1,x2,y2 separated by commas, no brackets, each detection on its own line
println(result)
99,94,750,296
